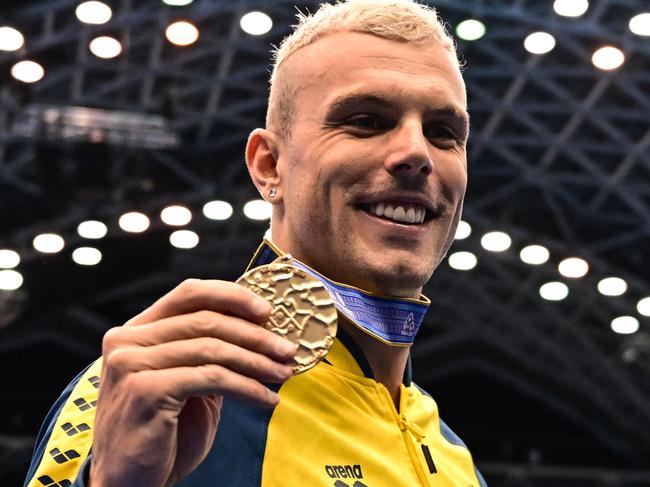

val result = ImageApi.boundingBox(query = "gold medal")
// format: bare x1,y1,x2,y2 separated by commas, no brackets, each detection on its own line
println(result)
236,258,337,374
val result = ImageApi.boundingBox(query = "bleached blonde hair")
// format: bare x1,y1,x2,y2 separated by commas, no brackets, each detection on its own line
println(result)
266,0,458,137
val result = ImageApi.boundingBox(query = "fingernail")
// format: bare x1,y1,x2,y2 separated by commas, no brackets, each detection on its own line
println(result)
267,389,280,405
275,338,297,356
254,298,272,316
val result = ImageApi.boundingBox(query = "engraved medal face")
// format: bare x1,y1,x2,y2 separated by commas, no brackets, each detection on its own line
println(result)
236,261,337,374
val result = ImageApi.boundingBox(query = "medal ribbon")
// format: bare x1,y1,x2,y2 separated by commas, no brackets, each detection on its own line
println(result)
246,240,430,346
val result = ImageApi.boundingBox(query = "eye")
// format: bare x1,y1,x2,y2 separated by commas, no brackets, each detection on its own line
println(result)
425,125,456,140
345,115,384,131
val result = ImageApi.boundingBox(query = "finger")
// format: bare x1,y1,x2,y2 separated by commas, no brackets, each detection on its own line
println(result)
103,310,297,363
126,279,271,327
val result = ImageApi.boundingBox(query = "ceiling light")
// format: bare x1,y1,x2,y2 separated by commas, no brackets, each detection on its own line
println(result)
455,19,486,41
448,251,477,271
558,257,588,278
629,13,650,36
165,20,199,46
162,0,194,5
240,11,273,36
203,200,233,220
160,205,192,226
89,36,122,59
119,212,150,233
597,277,627,297
524,32,556,54
592,46,625,70
0,26,24,51
611,316,639,335
539,281,569,301
170,230,199,249
75,1,112,25
0,270,23,291
33,233,65,253
77,220,108,239
636,297,650,317
11,60,44,83
72,247,102,266
243,199,272,220
0,250,20,269
480,231,511,252
553,0,589,17
454,220,471,240
519,244,550,265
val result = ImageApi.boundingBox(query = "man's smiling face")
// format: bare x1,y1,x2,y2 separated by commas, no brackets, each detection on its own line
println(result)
270,31,469,298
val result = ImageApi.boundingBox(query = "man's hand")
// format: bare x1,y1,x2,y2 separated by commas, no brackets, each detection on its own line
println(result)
89,279,296,487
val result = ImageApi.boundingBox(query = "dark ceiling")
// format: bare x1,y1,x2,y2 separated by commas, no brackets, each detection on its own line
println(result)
1,0,649,486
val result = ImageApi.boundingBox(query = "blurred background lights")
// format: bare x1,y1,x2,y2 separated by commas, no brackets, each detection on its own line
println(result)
75,1,112,25
160,205,192,226
519,244,550,265
162,0,194,5
592,46,625,70
481,231,511,252
558,257,589,278
448,251,477,271
553,0,589,17
611,316,639,335
119,212,150,233
0,26,25,51
597,277,627,297
203,200,233,220
77,220,107,239
0,250,20,269
240,11,273,36
629,13,650,36
165,20,199,46
11,60,44,83
33,233,65,254
170,230,199,249
0,270,23,291
454,220,472,240
524,32,556,54
455,19,486,41
243,199,272,220
72,247,102,266
539,281,569,301
89,36,122,59
637,297,650,317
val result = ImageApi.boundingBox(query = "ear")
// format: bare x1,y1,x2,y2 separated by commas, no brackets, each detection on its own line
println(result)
245,128,282,202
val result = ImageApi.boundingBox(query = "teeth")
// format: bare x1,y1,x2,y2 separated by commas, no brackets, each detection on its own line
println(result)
384,204,394,219
406,207,415,223
376,202,385,216
369,202,427,224
393,206,406,221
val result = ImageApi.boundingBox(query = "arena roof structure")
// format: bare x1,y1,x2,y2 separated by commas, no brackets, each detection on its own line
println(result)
1,1,649,485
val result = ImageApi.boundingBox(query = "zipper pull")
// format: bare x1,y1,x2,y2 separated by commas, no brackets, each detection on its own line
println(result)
399,414,425,442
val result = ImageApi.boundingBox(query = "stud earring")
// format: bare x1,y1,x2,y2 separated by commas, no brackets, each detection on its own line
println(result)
269,187,277,198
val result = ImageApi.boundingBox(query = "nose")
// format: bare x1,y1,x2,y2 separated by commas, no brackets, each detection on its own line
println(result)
383,119,433,177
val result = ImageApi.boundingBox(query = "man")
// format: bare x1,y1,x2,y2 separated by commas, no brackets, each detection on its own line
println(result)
25,1,486,485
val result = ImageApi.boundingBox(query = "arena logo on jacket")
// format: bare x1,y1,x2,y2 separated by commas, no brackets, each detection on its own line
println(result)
325,464,368,486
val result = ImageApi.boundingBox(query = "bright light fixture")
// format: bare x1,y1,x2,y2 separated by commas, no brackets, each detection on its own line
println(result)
165,20,199,46
558,257,589,278
72,247,102,266
524,32,556,54
480,231,511,252
454,220,471,240
0,26,25,51
448,251,477,271
519,244,550,265
592,46,625,70
160,205,192,226
553,0,589,17
11,60,45,83
89,36,122,59
629,13,650,36
539,281,569,301
243,199,272,220
636,297,650,317
77,220,108,239
170,230,199,249
119,212,150,233
611,316,639,335
0,249,20,269
0,270,23,291
203,200,233,220
455,19,486,41
240,11,273,36
75,1,112,25
162,0,194,5
597,277,627,297
33,233,65,253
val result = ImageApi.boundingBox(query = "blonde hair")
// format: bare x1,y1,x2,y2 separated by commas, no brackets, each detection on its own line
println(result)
266,0,458,136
